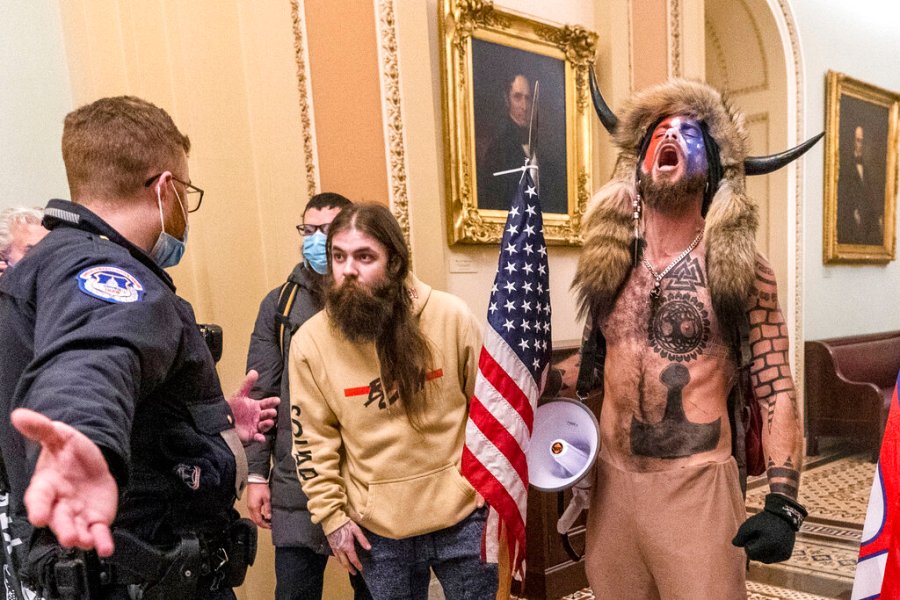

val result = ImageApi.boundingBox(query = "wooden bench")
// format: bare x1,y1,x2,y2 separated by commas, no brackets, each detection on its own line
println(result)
805,331,900,460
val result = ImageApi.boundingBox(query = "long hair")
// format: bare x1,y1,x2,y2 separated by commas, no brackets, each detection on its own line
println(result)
327,203,434,428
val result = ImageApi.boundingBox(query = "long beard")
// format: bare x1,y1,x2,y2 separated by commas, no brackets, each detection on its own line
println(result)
641,171,707,213
325,277,403,342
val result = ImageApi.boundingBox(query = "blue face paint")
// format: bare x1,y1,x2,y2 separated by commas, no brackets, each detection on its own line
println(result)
303,231,328,274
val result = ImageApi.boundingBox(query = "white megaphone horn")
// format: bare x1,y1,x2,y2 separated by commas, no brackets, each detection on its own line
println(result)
527,398,599,493
527,397,599,561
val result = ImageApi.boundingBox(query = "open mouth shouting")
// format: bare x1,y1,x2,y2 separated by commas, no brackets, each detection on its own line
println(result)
641,115,708,183
656,143,681,173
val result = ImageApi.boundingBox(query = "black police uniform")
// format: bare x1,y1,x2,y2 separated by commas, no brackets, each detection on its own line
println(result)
0,200,250,599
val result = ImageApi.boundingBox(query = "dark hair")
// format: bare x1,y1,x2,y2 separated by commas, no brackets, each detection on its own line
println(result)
504,73,530,99
636,117,722,217
327,203,409,281
62,96,190,202
327,203,432,427
304,192,352,215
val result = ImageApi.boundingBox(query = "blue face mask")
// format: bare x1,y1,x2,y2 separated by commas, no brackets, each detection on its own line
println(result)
150,183,189,269
302,231,328,275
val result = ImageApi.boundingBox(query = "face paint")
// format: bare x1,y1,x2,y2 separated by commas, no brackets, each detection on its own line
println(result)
640,115,708,180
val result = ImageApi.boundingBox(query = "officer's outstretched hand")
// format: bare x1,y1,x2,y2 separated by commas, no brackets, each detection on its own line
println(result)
327,519,371,575
11,408,118,557
228,370,279,444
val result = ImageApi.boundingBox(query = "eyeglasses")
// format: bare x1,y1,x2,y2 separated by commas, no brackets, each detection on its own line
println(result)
144,173,204,213
296,223,331,236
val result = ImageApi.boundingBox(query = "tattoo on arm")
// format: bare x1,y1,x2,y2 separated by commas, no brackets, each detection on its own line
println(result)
747,260,798,433
766,458,800,500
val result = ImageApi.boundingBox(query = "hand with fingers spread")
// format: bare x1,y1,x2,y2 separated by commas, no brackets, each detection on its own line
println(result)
326,520,371,575
228,370,280,444
11,408,118,557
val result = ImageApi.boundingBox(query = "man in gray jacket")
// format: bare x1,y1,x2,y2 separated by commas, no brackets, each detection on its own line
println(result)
245,193,370,600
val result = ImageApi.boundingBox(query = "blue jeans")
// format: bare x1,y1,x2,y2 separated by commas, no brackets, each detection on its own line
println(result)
275,546,371,600
358,508,498,600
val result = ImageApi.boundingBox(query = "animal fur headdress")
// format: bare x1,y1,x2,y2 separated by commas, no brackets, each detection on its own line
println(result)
572,76,820,326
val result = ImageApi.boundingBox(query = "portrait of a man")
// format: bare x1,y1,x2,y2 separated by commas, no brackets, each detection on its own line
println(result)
836,95,889,246
472,38,568,214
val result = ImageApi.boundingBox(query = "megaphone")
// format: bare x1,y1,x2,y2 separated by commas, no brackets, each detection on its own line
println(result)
527,398,599,492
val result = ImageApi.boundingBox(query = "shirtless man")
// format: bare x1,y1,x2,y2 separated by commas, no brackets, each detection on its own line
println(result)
572,77,819,599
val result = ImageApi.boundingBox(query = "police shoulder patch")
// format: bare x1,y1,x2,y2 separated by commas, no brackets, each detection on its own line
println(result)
76,266,145,303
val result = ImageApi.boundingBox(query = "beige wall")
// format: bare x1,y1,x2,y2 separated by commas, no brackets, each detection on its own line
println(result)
47,1,802,598
57,2,315,598
305,0,389,205
52,2,689,597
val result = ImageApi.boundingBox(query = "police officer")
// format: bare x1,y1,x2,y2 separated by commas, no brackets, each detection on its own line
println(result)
0,95,278,600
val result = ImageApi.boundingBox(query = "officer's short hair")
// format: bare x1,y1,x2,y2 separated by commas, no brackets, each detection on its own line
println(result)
304,192,352,217
62,96,191,203
0,207,43,260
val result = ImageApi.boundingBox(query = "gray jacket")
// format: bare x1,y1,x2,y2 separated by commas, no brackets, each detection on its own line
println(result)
245,263,328,551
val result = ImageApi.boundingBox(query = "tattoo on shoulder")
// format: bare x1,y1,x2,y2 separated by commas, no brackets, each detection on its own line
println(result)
766,458,799,499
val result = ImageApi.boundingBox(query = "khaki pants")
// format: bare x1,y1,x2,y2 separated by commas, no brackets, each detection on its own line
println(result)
584,455,747,600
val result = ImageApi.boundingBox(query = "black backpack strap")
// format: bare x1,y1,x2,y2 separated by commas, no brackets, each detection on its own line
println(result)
729,314,754,495
274,280,301,359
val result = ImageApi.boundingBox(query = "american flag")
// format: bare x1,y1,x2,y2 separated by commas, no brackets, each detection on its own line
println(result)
461,167,552,577
853,371,900,599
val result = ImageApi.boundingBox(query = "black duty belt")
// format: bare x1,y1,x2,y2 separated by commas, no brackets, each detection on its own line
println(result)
37,519,256,600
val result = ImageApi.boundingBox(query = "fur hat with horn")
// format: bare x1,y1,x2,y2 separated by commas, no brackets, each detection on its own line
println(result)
572,69,822,325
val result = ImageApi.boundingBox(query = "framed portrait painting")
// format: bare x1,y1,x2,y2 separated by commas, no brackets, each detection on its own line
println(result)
439,0,596,245
823,71,900,263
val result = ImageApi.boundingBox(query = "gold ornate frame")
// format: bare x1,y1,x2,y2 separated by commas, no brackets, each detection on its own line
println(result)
439,0,595,245
823,71,900,263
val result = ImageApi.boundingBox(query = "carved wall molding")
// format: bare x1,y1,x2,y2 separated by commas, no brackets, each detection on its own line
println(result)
375,0,412,246
774,0,806,391
289,0,319,198
668,0,682,77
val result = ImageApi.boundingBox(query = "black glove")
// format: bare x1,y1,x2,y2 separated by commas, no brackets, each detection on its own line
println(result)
732,493,807,564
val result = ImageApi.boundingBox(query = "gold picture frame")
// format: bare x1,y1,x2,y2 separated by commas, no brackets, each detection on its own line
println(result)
439,0,596,245
823,71,900,263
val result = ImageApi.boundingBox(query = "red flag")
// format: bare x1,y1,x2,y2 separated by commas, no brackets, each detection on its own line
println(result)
852,371,900,598
461,168,552,578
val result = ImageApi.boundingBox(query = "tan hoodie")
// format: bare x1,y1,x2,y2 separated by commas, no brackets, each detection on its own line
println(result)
288,275,482,538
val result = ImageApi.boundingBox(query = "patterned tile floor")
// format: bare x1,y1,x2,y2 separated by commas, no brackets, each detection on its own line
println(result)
543,446,874,600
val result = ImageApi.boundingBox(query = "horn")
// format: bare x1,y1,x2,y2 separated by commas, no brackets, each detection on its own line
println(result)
589,65,618,134
744,132,824,176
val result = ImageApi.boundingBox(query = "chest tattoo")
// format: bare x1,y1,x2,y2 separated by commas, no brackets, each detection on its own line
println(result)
630,363,721,458
666,256,707,292
648,291,710,361
646,257,710,362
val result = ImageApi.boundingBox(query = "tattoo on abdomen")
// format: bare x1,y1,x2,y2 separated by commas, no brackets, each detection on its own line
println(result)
767,458,799,499
631,364,720,458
